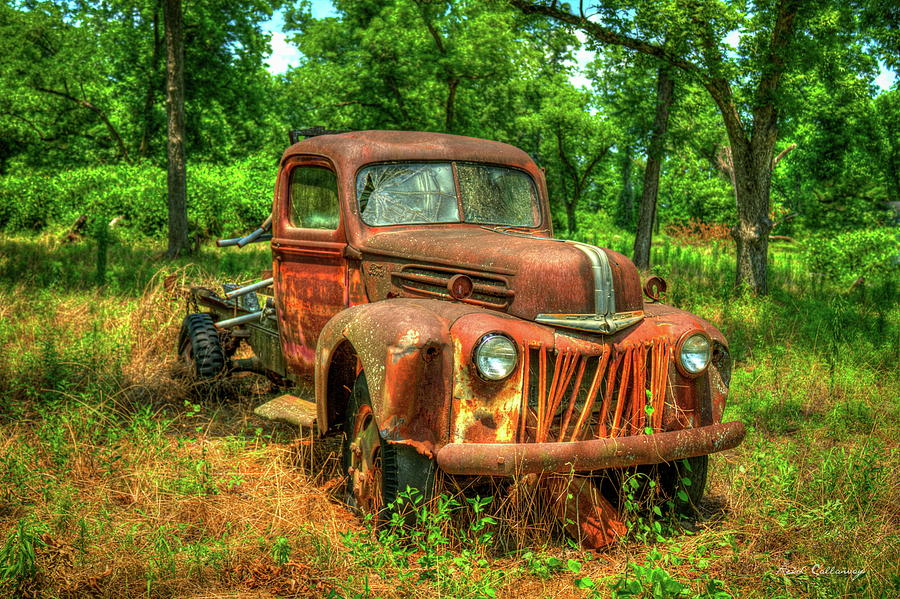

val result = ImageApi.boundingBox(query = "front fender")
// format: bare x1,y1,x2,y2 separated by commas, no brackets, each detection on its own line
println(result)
643,302,731,425
315,298,481,454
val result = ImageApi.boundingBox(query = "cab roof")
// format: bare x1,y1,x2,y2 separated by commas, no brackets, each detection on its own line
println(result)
281,130,539,174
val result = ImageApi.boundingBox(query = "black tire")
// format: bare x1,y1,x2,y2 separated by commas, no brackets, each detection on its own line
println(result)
595,455,708,517
177,313,226,379
343,373,435,523
659,455,708,515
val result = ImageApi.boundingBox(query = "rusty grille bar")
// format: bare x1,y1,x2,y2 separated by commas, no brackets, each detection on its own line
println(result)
520,340,673,443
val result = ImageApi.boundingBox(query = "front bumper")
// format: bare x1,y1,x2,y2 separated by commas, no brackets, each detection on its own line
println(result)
436,420,745,476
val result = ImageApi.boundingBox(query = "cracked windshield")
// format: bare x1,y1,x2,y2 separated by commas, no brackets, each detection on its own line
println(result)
356,162,538,226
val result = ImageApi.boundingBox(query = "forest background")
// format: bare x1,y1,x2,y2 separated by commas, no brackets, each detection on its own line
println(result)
0,1,898,598
0,0,898,286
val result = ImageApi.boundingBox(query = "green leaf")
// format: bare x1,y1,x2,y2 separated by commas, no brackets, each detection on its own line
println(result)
574,576,595,589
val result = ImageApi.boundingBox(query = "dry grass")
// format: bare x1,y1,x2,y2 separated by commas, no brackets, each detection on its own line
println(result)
0,236,896,598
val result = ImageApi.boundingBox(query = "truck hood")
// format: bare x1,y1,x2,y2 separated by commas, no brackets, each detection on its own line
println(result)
356,228,644,334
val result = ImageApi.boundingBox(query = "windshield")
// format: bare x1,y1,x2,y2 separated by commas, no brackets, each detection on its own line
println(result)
356,162,539,227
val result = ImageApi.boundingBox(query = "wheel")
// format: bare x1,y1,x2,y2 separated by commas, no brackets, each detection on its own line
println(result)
658,455,708,515
177,313,226,379
343,373,435,523
594,455,708,517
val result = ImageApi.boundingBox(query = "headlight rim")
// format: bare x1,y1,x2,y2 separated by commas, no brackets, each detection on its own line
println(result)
472,332,519,382
675,330,712,377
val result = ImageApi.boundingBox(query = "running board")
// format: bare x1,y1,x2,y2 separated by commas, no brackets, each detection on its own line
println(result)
254,394,317,429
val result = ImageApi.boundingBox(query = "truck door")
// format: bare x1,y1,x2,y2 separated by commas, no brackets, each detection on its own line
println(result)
272,157,347,383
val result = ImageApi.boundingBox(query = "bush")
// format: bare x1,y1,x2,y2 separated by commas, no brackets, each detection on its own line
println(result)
664,218,731,245
800,228,900,285
0,157,276,238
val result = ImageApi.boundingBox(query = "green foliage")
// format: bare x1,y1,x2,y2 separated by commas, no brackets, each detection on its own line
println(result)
0,0,284,170
339,489,504,599
0,518,48,592
283,0,565,138
521,551,565,578
0,156,275,238
271,536,292,566
800,228,900,285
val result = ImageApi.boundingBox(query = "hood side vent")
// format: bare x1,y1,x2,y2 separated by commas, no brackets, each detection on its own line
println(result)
393,265,513,309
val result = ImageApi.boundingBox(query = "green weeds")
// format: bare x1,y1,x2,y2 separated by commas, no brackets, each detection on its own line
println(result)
0,518,48,594
338,490,504,598
0,233,896,597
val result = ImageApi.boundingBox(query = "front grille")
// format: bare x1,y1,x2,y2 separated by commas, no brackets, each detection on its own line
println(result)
521,339,674,442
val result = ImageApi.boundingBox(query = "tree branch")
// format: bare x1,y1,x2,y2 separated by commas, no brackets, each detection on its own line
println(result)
414,0,446,55
510,0,702,74
772,143,796,169
577,144,611,191
554,124,580,198
2,111,51,141
691,16,746,146
32,85,131,162
751,0,800,151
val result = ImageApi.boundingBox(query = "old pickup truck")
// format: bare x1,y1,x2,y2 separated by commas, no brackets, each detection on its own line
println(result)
177,128,745,548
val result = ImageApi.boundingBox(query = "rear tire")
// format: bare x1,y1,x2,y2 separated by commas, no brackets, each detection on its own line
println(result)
343,373,435,523
178,313,226,379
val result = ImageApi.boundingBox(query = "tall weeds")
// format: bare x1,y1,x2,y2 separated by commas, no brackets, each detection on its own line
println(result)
0,233,896,598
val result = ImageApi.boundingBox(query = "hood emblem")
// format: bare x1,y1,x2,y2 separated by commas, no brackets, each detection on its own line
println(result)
535,242,644,335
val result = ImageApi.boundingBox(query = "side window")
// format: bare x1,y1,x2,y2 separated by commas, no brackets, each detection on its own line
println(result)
289,166,339,229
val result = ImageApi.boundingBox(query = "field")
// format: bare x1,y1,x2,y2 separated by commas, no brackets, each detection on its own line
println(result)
0,232,897,598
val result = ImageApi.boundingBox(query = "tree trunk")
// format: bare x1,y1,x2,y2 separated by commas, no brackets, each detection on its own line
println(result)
164,0,188,258
445,77,459,132
139,0,163,157
616,145,634,228
566,199,578,235
886,135,900,204
633,68,674,270
730,140,774,295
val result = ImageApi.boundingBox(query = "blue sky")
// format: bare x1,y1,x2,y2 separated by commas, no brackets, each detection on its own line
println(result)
264,1,334,73
262,3,897,91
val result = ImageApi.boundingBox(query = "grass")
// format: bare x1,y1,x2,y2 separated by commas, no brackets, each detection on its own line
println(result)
0,230,897,598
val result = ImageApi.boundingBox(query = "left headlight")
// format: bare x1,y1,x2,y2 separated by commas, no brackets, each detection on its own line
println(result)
473,333,518,381
678,333,711,375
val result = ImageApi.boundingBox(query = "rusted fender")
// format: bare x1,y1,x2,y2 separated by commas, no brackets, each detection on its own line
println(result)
644,302,731,425
315,298,482,453
436,420,745,476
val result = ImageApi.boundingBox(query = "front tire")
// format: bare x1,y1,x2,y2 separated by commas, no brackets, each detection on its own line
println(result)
177,313,226,379
343,373,435,522
658,455,708,515
595,455,708,517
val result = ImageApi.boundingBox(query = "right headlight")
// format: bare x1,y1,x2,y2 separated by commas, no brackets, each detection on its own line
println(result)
473,333,518,381
678,332,711,376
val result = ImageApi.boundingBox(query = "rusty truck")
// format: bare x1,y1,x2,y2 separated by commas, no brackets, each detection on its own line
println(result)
177,128,745,548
